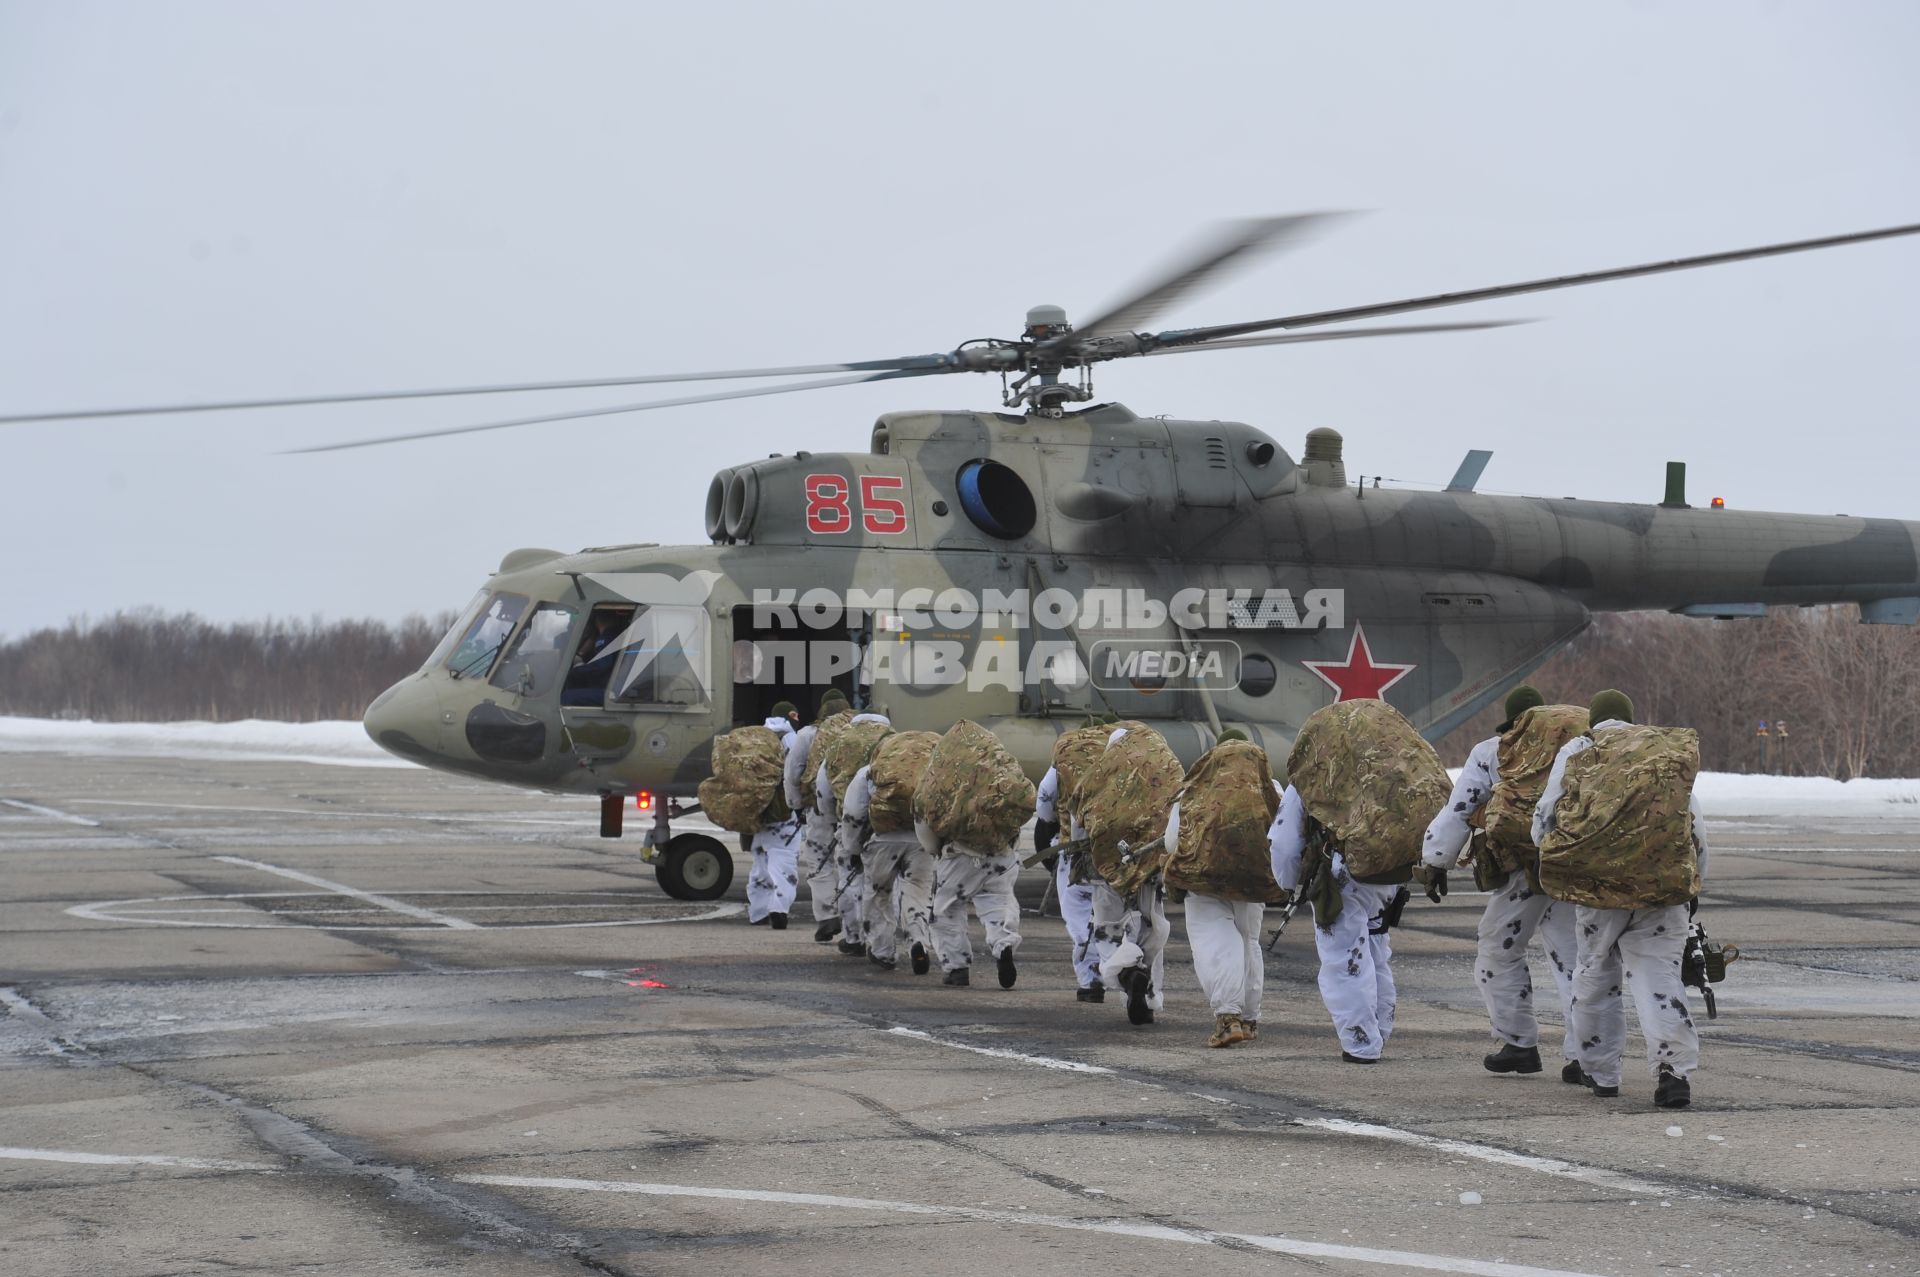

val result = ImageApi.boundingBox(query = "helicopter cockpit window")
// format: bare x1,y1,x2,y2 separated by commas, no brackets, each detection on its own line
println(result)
425,590,490,670
489,602,578,697
608,605,711,709
446,592,530,681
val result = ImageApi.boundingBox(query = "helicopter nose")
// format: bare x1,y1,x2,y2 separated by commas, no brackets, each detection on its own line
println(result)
363,675,445,763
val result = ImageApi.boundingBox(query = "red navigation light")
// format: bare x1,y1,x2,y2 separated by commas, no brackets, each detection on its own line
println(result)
1710,497,1725,509
635,790,655,812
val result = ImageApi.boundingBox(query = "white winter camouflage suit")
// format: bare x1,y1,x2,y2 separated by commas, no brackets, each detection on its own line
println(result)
813,713,890,945
841,762,934,965
1036,766,1101,991
1165,798,1266,1021
1422,734,1577,1059
919,820,1022,975
1269,785,1399,1060
745,716,802,923
1082,727,1170,1011
783,723,839,922
1533,720,1711,1089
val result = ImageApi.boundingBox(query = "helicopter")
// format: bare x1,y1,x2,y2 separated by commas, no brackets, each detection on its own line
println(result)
11,214,1920,901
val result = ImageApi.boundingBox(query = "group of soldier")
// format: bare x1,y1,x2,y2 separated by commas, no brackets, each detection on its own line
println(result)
708,681,1707,1112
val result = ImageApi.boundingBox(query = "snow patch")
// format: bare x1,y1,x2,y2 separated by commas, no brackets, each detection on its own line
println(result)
0,716,414,769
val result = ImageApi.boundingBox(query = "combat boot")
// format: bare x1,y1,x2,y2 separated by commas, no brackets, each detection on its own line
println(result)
836,939,867,957
909,942,930,975
1207,1014,1252,1049
942,967,970,987
1076,982,1104,1003
769,912,788,931
1655,1066,1691,1109
1243,1020,1258,1039
813,918,843,943
1561,1060,1586,1085
867,952,896,972
1483,1043,1543,1074
1121,967,1153,1025
1340,1051,1379,1064
1585,1073,1621,1098
996,948,1017,989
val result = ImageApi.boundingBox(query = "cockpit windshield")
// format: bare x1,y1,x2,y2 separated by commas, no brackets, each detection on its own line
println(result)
445,592,529,680
489,602,578,696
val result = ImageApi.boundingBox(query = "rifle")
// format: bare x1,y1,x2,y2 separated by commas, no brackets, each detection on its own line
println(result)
1263,858,1321,953
1022,834,1167,880
1682,916,1739,1019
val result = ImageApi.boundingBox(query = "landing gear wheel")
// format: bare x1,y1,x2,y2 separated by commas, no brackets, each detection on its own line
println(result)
655,833,734,901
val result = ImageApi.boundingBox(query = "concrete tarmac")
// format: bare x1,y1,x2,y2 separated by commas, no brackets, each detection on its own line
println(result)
2,749,1917,1276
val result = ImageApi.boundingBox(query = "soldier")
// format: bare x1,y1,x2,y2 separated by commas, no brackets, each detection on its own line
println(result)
1034,723,1109,1003
841,730,940,974
1269,699,1450,1063
914,721,1036,989
1078,725,1182,1027
1164,729,1282,1048
1533,690,1708,1110
784,689,850,942
817,707,891,958
746,702,803,929
1421,686,1584,1079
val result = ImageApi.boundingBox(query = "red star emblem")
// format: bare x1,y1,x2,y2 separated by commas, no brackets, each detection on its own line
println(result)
1301,624,1416,702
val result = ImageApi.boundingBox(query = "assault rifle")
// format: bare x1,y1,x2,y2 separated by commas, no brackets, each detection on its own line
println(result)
1263,858,1321,954
1682,916,1739,1019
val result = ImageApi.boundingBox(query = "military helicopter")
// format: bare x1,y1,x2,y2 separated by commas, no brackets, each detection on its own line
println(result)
11,215,1920,900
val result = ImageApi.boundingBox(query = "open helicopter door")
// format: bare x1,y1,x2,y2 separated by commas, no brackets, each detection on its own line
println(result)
730,604,865,725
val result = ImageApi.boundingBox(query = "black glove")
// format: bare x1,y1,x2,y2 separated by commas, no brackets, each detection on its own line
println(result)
1034,817,1060,855
1425,867,1449,904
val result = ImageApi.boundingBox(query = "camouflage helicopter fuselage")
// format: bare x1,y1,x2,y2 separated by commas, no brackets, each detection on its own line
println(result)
364,403,1920,795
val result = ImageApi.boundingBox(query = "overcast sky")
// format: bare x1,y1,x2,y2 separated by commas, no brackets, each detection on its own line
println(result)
3,1,1917,638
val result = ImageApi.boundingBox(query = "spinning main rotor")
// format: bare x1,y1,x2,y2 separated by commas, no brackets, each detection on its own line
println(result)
5,214,1918,450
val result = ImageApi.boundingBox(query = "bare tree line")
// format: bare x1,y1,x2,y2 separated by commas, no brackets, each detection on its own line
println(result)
1436,607,1920,779
2,606,1915,777
0,610,453,724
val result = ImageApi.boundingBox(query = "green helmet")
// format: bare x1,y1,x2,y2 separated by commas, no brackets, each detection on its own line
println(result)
1588,689,1635,726
816,689,850,719
1214,727,1249,745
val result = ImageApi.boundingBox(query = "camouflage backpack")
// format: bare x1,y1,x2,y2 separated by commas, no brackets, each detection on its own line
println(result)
1286,698,1451,881
796,709,855,812
866,730,940,834
1537,724,1701,910
1162,740,1282,902
1480,704,1590,876
913,719,1037,855
696,725,791,835
827,718,894,806
1048,725,1110,824
1079,726,1184,894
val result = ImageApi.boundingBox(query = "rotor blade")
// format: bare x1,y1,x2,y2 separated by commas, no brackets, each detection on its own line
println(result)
282,367,950,454
1053,212,1351,349
0,354,955,425
1142,319,1531,357
1158,220,1920,345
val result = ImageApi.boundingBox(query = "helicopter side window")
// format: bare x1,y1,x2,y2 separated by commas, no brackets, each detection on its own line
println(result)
446,592,530,681
607,605,711,709
562,604,636,706
489,602,578,697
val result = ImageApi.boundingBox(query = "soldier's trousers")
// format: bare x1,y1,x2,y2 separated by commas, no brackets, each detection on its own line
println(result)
1311,874,1400,1060
1569,903,1698,1088
1056,852,1100,989
798,811,839,920
1477,868,1577,1056
862,832,933,963
1093,876,1169,1010
833,835,866,944
930,850,1021,973
1185,893,1265,1019
745,817,801,922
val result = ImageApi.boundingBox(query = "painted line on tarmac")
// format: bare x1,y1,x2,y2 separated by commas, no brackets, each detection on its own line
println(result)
71,797,594,828
883,1024,1666,1197
0,798,101,827
210,856,481,928
1296,1118,1666,1196
457,1173,1606,1277
69,890,742,931
884,1026,1115,1074
0,1146,276,1172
